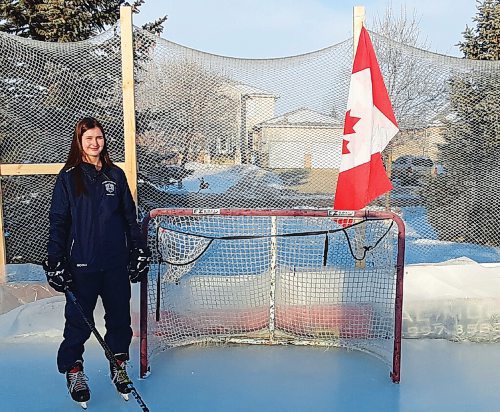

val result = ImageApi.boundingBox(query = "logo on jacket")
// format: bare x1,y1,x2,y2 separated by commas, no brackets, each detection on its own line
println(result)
103,180,116,196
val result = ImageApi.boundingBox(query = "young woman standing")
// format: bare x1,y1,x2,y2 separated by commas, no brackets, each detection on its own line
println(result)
43,117,150,407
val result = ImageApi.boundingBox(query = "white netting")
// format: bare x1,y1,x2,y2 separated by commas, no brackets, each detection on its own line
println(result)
143,210,402,379
1,25,499,271
0,26,124,269
131,27,500,266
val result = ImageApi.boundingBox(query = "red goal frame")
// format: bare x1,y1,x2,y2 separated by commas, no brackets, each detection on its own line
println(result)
139,208,405,383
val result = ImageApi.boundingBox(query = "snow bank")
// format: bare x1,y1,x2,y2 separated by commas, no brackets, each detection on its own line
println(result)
0,284,142,342
1,260,500,343
0,282,60,315
403,258,500,341
0,296,66,341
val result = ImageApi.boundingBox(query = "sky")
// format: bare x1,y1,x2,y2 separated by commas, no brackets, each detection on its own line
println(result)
132,0,479,58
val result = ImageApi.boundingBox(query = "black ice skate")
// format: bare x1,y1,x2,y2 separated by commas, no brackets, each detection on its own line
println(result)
110,354,132,401
66,360,90,409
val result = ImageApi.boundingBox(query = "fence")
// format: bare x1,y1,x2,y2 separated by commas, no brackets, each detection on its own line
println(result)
1,6,499,282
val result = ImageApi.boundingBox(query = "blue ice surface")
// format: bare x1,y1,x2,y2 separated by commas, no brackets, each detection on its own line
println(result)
1,338,500,411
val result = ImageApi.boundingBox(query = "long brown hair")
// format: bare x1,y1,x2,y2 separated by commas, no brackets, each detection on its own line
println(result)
63,117,114,195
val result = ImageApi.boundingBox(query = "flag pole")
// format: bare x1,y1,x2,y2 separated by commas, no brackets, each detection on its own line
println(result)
353,6,393,211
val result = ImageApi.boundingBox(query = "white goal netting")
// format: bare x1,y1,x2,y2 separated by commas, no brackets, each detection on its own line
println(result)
140,209,404,382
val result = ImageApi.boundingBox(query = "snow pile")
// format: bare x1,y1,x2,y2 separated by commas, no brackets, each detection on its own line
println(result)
1,259,500,343
0,296,66,341
403,257,500,341
0,284,142,342
0,282,59,315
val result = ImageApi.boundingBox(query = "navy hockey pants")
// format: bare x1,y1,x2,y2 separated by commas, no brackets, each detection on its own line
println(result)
57,266,132,373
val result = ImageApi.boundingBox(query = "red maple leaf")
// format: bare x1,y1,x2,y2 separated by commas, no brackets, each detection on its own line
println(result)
343,109,360,135
342,110,361,154
342,139,350,154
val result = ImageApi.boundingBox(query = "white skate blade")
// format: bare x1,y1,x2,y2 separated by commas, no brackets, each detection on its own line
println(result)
79,401,88,409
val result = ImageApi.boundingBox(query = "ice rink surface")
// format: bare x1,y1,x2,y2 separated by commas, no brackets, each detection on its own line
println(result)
2,258,500,411
1,337,500,412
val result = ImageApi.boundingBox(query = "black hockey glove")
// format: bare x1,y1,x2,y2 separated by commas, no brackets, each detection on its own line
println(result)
129,248,151,283
42,258,72,293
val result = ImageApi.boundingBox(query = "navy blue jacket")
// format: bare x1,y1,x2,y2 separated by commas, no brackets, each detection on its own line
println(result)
47,162,145,273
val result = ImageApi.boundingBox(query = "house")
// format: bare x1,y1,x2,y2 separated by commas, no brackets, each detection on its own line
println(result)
390,111,453,162
250,108,343,169
226,83,277,164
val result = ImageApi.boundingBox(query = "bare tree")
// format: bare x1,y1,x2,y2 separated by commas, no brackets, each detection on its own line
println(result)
371,4,428,48
369,4,447,133
368,4,450,210
137,60,239,165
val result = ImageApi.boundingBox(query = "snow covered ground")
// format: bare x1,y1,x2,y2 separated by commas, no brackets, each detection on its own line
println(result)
143,163,500,264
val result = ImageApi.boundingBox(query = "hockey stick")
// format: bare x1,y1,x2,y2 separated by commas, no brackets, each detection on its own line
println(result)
65,289,150,412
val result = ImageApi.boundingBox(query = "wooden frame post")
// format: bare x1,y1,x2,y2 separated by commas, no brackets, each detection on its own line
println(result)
353,5,366,54
0,179,5,283
120,4,138,203
353,6,367,269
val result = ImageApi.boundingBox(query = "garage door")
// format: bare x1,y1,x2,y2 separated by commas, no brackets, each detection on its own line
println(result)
311,142,341,168
268,141,305,168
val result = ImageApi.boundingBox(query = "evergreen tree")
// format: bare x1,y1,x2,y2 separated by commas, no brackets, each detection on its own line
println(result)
458,0,500,60
0,0,166,161
425,0,500,246
0,0,166,263
0,0,166,41
0,0,166,164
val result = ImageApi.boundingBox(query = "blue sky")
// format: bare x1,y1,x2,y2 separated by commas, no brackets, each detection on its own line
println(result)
133,0,478,58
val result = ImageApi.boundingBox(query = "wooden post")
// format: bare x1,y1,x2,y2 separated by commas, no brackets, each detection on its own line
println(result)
385,150,393,210
353,6,366,269
120,4,138,204
0,178,6,283
353,6,366,54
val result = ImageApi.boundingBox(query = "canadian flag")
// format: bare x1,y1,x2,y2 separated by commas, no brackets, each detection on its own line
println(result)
334,27,399,210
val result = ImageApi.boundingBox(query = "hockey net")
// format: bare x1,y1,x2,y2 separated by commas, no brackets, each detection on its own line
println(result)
140,208,405,382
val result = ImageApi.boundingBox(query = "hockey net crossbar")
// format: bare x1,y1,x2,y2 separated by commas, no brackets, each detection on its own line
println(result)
157,218,395,265
140,208,405,383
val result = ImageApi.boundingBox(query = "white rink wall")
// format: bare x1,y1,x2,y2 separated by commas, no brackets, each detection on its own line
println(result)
403,258,500,341
1,258,500,343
